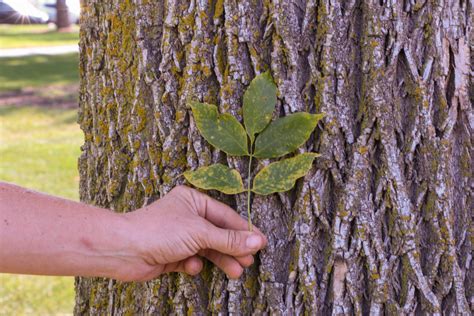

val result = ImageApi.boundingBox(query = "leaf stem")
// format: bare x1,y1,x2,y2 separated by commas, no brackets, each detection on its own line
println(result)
247,154,253,232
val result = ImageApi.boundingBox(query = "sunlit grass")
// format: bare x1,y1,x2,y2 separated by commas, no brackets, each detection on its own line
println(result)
0,106,83,199
0,105,82,315
0,50,81,314
0,24,79,48
0,274,76,315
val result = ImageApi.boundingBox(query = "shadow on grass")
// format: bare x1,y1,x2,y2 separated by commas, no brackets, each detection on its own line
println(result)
0,53,79,92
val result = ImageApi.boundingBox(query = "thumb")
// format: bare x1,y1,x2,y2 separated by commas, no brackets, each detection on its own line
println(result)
204,225,266,257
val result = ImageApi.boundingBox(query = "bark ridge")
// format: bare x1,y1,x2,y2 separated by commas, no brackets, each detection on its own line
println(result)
76,0,473,314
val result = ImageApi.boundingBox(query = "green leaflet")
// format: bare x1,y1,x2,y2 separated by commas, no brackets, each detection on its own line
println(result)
186,71,324,231
243,71,277,142
252,153,320,195
190,102,249,156
184,164,245,195
253,113,325,159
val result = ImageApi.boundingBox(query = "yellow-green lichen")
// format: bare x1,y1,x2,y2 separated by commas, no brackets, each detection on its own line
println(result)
214,0,224,19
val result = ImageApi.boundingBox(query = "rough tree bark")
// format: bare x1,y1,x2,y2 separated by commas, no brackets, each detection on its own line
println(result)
75,0,472,314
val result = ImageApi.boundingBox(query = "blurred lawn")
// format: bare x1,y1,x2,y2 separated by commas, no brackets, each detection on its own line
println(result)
0,24,79,48
0,51,81,314
0,106,82,199
0,274,76,315
0,53,78,91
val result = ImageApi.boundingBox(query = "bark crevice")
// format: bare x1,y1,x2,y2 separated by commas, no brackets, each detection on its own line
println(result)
76,0,472,314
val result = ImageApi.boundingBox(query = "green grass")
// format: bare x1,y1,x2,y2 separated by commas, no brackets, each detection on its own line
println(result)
0,24,79,48
0,106,83,199
0,106,82,315
0,53,79,91
0,52,82,314
0,275,76,315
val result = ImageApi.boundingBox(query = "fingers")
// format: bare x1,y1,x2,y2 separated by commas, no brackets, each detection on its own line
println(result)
203,224,266,257
196,190,248,230
236,255,254,267
183,256,204,276
161,252,253,280
199,249,243,279
162,256,203,276
198,251,253,279
187,187,267,242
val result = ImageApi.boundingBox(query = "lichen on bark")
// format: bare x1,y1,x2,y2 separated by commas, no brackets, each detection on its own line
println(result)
76,0,472,314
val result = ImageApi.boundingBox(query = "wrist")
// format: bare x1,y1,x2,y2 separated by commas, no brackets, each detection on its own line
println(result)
93,212,138,278
76,209,139,279
99,210,161,281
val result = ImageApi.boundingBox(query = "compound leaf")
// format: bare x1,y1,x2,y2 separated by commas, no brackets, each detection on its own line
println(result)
243,71,277,142
252,153,319,195
253,113,324,159
184,164,245,194
190,102,249,156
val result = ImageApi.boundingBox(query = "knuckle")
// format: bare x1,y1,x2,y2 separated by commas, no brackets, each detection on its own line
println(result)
172,185,203,215
189,188,207,217
226,230,242,252
199,223,212,248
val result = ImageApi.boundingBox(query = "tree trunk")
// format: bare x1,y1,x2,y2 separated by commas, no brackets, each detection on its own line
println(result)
75,0,472,314
56,0,71,30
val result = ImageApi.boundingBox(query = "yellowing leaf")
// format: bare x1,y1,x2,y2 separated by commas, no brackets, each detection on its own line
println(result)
252,153,319,195
243,71,277,142
253,113,324,159
184,164,245,194
190,102,249,156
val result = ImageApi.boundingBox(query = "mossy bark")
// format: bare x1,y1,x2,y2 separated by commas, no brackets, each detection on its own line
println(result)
76,0,472,314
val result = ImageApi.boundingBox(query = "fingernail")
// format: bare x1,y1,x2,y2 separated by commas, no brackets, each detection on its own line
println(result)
246,234,262,249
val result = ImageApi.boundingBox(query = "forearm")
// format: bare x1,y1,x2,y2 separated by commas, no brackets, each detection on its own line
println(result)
0,183,267,281
0,182,132,278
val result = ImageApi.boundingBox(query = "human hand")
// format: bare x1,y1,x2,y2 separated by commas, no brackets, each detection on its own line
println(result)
116,185,267,281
